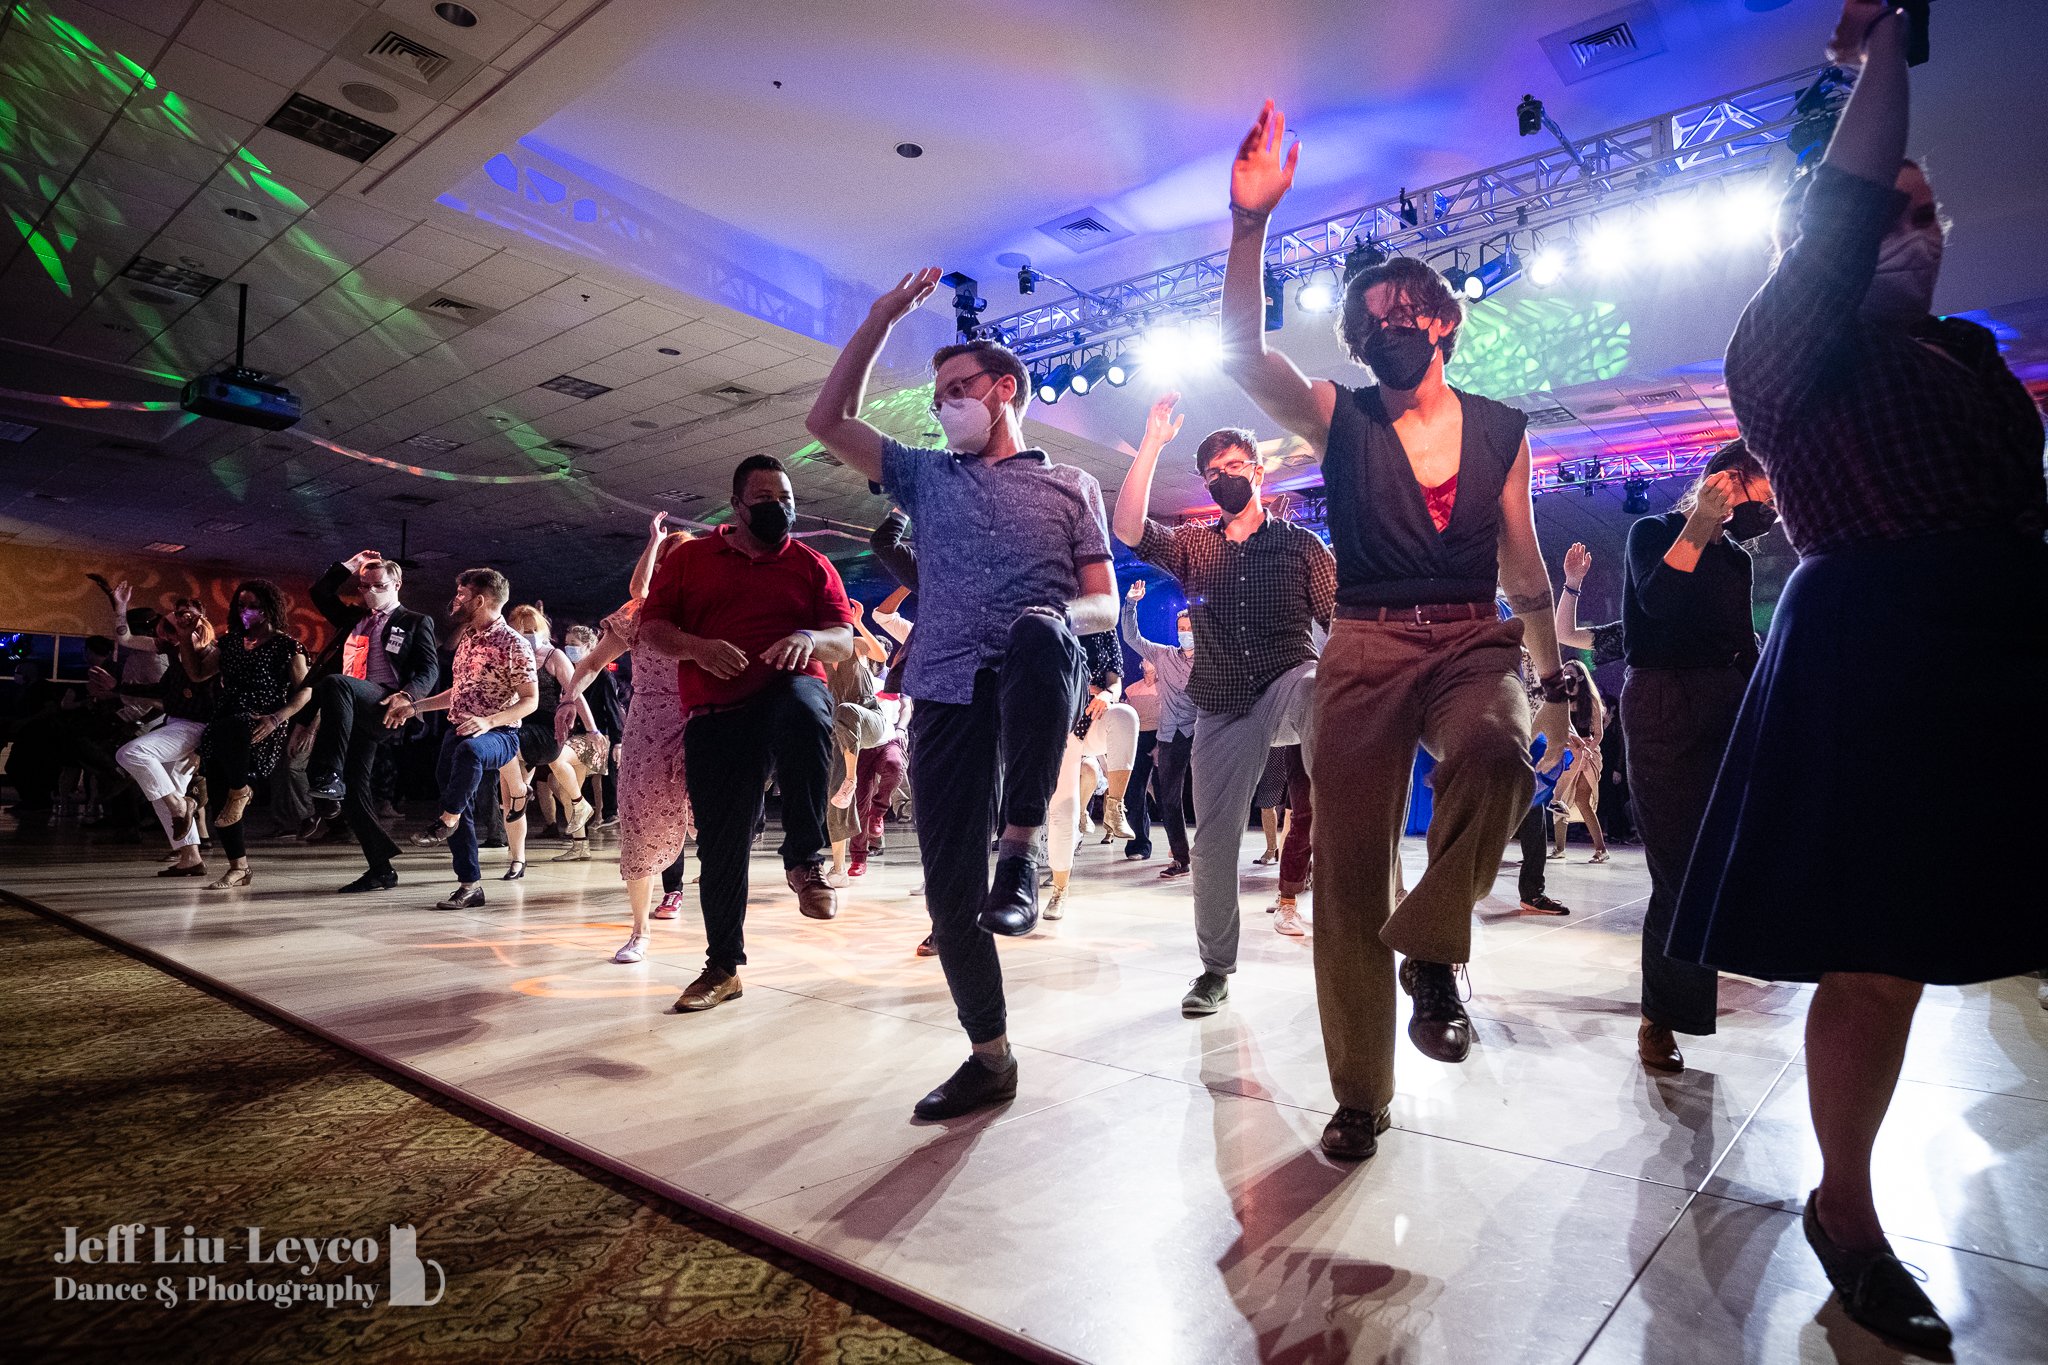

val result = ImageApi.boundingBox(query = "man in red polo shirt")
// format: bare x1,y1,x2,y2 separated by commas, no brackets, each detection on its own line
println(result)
639,454,858,1013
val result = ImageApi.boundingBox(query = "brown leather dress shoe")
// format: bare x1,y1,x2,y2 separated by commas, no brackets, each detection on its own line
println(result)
786,862,839,920
674,968,742,1013
1638,1018,1685,1073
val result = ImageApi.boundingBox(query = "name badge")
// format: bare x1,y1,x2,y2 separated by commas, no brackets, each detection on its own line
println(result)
385,625,407,655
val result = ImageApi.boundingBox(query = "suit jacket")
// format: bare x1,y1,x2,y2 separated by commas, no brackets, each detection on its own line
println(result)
308,562,440,699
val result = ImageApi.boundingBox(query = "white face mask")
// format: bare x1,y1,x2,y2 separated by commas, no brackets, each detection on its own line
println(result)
563,644,586,663
1861,230,1941,324
1177,630,1195,651
362,583,397,610
522,631,544,651
936,394,997,454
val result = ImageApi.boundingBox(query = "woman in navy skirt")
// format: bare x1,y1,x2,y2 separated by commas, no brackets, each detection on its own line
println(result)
1668,2,2047,1351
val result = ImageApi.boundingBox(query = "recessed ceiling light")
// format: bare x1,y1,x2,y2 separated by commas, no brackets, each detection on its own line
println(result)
434,3,478,26
895,142,923,159
538,374,613,400
656,347,681,356
338,81,401,115
221,206,258,222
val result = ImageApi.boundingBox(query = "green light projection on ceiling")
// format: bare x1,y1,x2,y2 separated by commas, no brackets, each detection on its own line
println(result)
782,380,937,471
9,206,71,295
1445,297,1632,399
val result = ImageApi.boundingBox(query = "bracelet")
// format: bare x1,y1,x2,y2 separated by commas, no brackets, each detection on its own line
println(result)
1562,585,1582,597
1228,201,1269,224
1538,671,1573,705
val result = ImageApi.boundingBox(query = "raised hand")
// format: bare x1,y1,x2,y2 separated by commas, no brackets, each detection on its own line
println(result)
1231,100,1300,217
345,550,380,574
1826,0,1896,64
1143,391,1185,449
111,579,133,615
1126,579,1147,602
1685,471,1741,540
1562,543,1592,587
870,268,943,327
647,510,668,542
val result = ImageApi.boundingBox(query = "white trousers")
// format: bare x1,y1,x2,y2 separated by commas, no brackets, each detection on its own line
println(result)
1048,702,1139,875
116,718,204,849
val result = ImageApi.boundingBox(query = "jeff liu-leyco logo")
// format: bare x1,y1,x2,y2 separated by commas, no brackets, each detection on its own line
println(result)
52,1224,444,1309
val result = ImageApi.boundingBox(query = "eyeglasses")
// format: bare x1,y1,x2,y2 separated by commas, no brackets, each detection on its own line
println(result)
930,368,996,415
1204,458,1259,483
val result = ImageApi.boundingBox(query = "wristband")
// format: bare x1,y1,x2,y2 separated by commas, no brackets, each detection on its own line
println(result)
1538,671,1573,705
1562,585,1582,597
1228,201,1269,225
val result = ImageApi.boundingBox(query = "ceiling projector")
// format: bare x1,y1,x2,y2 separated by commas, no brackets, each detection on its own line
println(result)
178,282,302,431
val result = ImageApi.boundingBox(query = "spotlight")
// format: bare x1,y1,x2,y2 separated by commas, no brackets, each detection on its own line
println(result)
1442,265,1478,301
1104,349,1133,387
1527,244,1568,288
940,270,985,341
1018,266,1036,295
1037,363,1074,404
1582,217,1635,273
1469,250,1522,299
1263,267,1285,332
1399,188,1417,227
1137,322,1221,378
1073,353,1111,396
1557,462,1580,485
1650,199,1703,263
1342,241,1386,282
1623,478,1652,514
1517,94,1544,138
1716,181,1777,243
1296,274,1338,313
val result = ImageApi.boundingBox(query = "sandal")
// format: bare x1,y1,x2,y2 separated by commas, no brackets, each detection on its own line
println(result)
206,867,252,890
1590,849,1610,864
215,786,253,828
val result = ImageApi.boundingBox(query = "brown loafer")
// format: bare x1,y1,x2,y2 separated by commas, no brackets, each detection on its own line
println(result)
674,968,742,1013
1638,1019,1685,1073
786,862,839,920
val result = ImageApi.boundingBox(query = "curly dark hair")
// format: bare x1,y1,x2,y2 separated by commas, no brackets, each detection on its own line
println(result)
227,578,289,639
1336,255,1465,367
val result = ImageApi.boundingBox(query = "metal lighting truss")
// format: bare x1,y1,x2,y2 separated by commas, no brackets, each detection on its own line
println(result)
1530,441,1726,498
994,67,1828,368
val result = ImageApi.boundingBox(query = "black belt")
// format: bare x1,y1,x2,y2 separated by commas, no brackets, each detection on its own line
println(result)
1335,602,1496,625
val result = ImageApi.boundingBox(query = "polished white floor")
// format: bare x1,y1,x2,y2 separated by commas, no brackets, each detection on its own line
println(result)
4,820,2043,1363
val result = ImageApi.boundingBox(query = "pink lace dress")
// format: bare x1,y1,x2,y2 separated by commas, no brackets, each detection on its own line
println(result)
604,601,693,881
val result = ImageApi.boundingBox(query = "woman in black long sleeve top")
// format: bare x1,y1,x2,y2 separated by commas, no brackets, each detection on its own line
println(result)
1619,440,1771,1075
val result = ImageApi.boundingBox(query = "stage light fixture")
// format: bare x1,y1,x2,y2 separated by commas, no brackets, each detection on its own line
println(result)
1583,217,1634,273
1518,94,1544,137
1717,181,1777,242
1263,267,1285,332
1073,353,1111,395
1018,266,1036,295
940,270,985,341
1342,241,1386,282
1399,188,1417,227
1651,199,1704,262
1528,244,1568,288
1296,274,1338,313
1623,478,1652,514
1037,363,1074,404
1138,322,1221,379
1104,350,1133,386
1556,462,1580,485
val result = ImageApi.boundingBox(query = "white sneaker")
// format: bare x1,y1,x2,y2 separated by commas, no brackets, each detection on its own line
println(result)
1042,885,1067,921
566,797,595,838
612,932,647,964
1273,902,1306,937
826,868,851,888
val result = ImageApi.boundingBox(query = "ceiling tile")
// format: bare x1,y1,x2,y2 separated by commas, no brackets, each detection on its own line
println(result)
180,1,328,86
95,117,239,185
117,94,257,155
73,148,205,210
145,42,293,124
457,249,564,292
19,3,171,75
390,222,494,269
221,0,373,50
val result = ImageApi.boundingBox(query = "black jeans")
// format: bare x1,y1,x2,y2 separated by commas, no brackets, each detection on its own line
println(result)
1123,729,1157,857
1150,730,1194,866
682,673,832,975
309,674,402,874
1515,804,1548,902
1623,664,1752,1036
908,613,1086,1044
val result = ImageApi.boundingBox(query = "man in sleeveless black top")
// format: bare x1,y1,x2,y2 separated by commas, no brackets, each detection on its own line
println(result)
1222,103,1573,1163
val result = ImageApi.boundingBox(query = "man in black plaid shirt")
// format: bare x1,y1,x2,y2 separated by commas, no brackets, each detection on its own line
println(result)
1114,393,1336,1017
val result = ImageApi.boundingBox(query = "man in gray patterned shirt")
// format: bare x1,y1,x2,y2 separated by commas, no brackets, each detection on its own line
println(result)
806,268,1119,1123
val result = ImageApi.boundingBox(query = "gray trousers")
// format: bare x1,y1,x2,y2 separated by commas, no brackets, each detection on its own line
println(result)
1191,661,1317,974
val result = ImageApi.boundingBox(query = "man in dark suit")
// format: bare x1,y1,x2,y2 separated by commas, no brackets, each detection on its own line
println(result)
305,551,440,892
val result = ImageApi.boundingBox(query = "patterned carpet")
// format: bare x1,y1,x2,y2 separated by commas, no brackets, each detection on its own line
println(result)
0,898,1015,1365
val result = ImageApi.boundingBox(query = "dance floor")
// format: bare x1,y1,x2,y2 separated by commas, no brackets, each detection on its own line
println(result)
3,825,2042,1363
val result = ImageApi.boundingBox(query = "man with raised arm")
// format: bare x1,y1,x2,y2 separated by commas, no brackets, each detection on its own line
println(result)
805,270,1118,1121
1220,103,1572,1163
1112,393,1335,1015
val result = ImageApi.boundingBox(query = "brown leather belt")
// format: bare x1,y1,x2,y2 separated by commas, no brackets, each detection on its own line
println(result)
1335,602,1496,625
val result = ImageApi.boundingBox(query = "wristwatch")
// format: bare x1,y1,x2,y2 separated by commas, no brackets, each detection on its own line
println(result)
1538,671,1573,704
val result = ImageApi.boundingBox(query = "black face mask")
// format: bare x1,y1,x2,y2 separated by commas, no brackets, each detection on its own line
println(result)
1208,473,1256,516
1362,325,1440,391
1724,502,1778,543
745,499,794,544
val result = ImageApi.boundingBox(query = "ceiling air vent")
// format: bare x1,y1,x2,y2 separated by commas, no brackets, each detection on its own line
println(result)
266,93,398,163
404,434,463,453
539,375,613,400
1034,206,1135,254
1540,3,1666,85
340,15,485,96
1523,404,1579,428
196,519,247,533
0,421,39,442
120,256,222,299
702,383,763,403
1629,388,1687,407
652,490,706,503
143,541,186,553
546,440,594,454
409,290,499,325
385,493,438,507
525,520,573,535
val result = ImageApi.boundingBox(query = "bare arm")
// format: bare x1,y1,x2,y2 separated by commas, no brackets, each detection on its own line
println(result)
545,647,597,732
1554,542,1594,650
1220,101,1338,446
628,512,672,601
1113,392,1186,547
805,268,943,484
1824,2,1909,190
559,628,629,706
849,604,889,663
1496,439,1573,767
1067,559,1118,637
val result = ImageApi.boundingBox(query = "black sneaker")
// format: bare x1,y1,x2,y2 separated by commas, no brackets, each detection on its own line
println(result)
1398,958,1472,1062
1158,860,1190,879
913,1054,1018,1120
307,775,346,802
1181,971,1230,1016
1520,894,1571,915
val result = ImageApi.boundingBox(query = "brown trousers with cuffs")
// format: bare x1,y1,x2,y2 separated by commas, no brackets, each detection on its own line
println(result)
1311,616,1535,1113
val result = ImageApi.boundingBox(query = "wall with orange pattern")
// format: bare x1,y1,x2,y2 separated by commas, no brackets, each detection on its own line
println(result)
0,542,334,651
